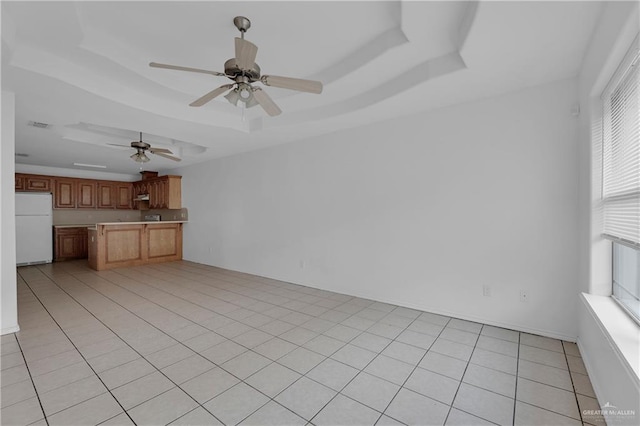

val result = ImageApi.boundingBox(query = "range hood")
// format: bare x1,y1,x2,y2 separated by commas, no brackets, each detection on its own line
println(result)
135,194,149,201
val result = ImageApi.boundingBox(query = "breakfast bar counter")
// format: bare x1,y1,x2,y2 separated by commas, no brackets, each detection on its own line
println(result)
88,221,185,271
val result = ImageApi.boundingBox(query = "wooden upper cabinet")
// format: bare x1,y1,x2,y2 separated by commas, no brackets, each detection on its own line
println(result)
15,172,178,210
15,175,26,191
115,183,133,209
26,176,52,192
15,173,53,192
77,181,97,209
141,176,181,210
54,179,76,209
164,176,182,209
97,182,116,209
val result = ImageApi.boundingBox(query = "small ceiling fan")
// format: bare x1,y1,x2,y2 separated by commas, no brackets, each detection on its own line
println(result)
149,16,323,117
109,132,181,163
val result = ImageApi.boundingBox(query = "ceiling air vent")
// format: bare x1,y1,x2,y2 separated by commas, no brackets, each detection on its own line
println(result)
28,121,50,129
15,153,29,157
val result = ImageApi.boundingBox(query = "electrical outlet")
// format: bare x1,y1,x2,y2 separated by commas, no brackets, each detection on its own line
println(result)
483,285,491,297
520,290,528,302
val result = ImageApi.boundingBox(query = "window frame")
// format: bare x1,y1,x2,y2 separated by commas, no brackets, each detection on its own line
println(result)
601,33,640,325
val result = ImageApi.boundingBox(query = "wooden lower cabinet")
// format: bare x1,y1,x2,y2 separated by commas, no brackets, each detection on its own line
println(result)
54,227,88,261
89,222,182,271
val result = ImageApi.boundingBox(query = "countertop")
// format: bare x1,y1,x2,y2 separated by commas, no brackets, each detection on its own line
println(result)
54,221,187,228
95,221,187,225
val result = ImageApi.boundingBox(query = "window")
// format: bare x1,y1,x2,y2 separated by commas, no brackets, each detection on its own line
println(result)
602,34,640,322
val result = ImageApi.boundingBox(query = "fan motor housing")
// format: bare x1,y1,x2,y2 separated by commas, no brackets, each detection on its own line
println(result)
131,141,150,150
224,58,261,82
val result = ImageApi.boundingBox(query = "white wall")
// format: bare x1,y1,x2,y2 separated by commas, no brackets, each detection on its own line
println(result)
1,91,19,335
178,77,580,340
576,2,640,423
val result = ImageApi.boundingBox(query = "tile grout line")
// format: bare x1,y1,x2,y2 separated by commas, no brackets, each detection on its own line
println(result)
12,336,50,426
563,341,586,425
512,328,521,426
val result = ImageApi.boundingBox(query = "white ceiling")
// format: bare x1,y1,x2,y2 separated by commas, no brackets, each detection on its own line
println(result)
2,1,603,175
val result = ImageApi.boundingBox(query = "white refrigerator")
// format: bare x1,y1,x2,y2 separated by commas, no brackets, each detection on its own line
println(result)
15,192,53,265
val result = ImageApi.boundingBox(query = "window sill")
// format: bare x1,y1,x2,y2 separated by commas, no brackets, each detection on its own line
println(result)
581,293,640,381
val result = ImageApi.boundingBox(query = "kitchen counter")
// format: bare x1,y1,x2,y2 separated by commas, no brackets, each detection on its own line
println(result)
88,221,184,271
53,224,96,228
95,220,187,225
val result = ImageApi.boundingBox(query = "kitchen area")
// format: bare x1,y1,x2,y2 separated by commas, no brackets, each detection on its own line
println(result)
15,171,187,271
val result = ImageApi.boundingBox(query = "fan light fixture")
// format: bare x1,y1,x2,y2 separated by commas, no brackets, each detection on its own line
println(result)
131,150,150,163
224,83,257,108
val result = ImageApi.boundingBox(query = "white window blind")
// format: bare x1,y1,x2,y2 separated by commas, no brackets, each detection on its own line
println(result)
602,35,640,247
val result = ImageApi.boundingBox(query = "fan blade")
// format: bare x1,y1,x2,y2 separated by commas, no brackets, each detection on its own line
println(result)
189,84,234,107
107,143,133,148
261,75,322,94
235,38,258,70
148,147,173,154
153,152,182,162
149,62,226,77
252,88,282,116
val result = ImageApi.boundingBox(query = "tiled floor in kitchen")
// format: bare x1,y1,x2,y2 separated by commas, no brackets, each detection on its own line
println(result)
2,260,604,426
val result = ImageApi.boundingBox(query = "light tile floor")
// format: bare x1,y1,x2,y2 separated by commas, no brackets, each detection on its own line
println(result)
1,261,605,426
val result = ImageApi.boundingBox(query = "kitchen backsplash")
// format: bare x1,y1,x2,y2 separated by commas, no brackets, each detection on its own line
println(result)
52,208,188,225
145,208,189,221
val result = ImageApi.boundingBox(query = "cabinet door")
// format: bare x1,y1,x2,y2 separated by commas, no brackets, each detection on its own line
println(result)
115,183,133,209
56,234,74,259
54,228,87,260
149,180,161,209
15,174,25,191
77,181,97,209
54,179,76,209
26,175,52,192
165,176,182,209
157,179,168,208
98,182,116,209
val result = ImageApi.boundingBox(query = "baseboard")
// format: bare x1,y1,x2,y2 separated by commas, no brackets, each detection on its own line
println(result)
1,324,20,335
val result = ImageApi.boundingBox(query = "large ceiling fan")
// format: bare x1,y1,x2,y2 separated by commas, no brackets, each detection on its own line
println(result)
109,132,181,163
149,16,323,117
